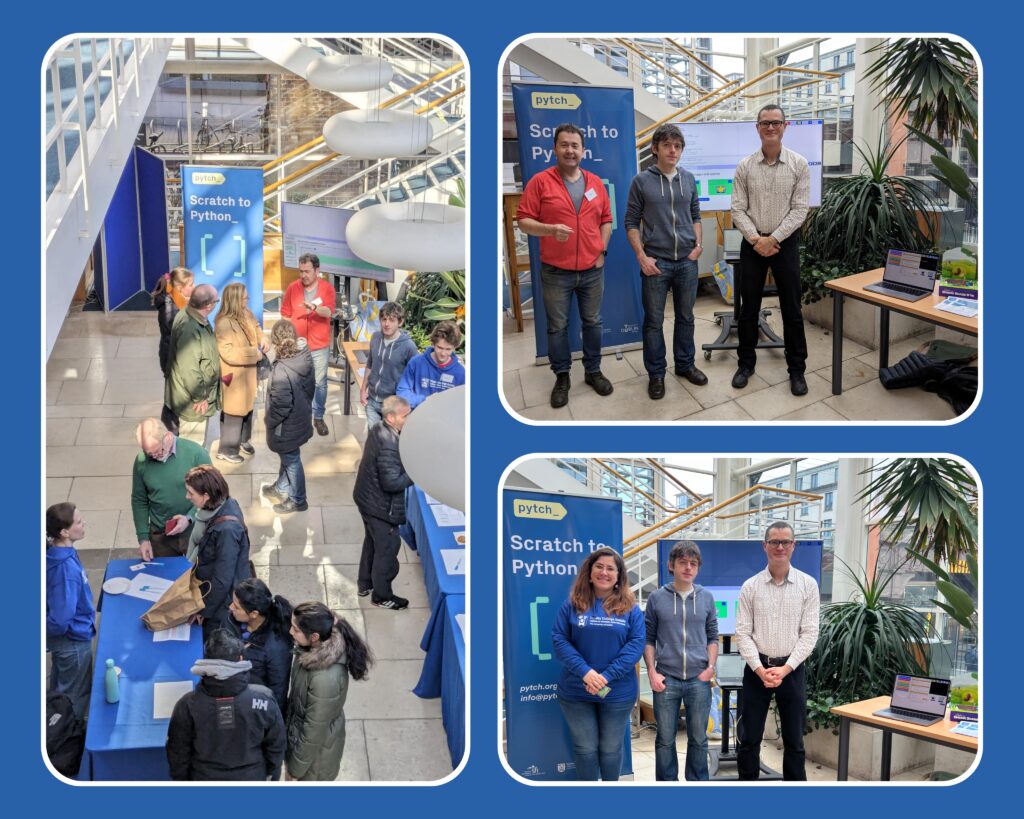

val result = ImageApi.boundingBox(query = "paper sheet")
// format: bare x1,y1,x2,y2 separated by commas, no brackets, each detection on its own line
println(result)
125,572,173,603
424,493,443,506
935,297,979,317
440,548,466,575
455,612,466,641
153,681,194,719
153,623,192,642
430,504,465,528
950,721,979,738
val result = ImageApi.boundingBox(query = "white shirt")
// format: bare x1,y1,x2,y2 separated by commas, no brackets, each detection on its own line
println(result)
734,565,819,671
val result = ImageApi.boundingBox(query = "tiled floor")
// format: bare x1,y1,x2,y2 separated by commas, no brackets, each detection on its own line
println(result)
502,292,962,422
46,307,453,782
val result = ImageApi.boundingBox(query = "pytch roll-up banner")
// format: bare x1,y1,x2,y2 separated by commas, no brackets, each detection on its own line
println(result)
502,489,630,781
182,166,264,323
512,84,642,363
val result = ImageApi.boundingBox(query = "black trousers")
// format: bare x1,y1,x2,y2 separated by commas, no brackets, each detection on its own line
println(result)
357,513,402,602
737,663,807,780
219,411,253,456
737,232,807,375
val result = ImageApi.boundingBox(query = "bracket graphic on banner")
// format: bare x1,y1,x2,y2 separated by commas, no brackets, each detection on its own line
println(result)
182,166,264,323
512,84,642,363
502,489,632,781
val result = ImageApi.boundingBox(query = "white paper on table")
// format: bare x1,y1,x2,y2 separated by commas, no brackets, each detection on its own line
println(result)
455,612,466,641
424,493,443,506
430,504,465,528
153,623,192,642
153,681,194,719
440,548,466,575
949,721,979,738
125,573,173,603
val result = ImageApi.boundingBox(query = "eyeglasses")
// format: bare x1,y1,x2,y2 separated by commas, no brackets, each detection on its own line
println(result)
757,120,785,129
767,539,794,548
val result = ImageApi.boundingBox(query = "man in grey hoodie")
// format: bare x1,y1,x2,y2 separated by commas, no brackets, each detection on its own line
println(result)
625,124,709,401
360,302,419,428
644,541,719,780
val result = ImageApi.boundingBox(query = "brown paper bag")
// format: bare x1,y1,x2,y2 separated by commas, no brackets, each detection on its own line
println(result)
141,568,207,632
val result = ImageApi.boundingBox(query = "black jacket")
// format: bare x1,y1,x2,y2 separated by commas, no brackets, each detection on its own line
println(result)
244,623,294,714
195,497,251,630
154,290,180,378
265,348,315,454
353,421,414,524
166,670,285,780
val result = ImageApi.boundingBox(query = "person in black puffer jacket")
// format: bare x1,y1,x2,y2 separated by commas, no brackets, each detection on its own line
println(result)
352,395,414,609
167,629,285,781
151,267,195,378
263,319,315,515
230,577,294,715
178,465,251,641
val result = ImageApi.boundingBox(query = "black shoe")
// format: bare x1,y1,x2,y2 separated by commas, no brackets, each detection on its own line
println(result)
273,499,309,514
216,452,245,464
261,484,285,500
584,371,614,396
313,418,329,436
240,442,256,456
790,373,809,396
732,368,754,389
676,366,709,386
358,586,372,598
372,595,409,610
648,377,666,400
550,372,571,408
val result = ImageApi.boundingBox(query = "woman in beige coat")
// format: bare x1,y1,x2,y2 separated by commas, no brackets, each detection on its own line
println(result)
215,283,268,463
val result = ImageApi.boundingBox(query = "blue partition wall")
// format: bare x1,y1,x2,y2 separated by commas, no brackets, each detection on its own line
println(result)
136,148,170,293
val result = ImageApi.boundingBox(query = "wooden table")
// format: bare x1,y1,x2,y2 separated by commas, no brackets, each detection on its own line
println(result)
341,341,370,416
824,269,978,395
830,696,978,781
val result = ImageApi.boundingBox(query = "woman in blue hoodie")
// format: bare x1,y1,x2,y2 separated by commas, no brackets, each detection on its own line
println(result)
551,547,645,781
46,503,96,719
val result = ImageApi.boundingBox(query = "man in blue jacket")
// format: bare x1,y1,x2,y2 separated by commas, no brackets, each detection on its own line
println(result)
396,321,465,410
643,541,719,780
625,124,708,401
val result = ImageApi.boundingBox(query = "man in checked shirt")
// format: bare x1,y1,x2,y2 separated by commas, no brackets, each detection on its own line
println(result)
734,521,820,780
730,104,811,397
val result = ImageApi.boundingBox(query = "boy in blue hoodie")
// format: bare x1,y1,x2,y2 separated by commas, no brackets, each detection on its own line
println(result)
360,302,419,428
46,503,97,720
643,541,719,780
396,320,465,410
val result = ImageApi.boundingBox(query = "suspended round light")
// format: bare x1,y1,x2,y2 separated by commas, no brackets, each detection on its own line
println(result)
322,109,433,160
399,385,465,512
346,202,465,272
305,55,393,92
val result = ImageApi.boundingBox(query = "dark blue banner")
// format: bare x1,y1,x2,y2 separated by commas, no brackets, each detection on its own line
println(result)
502,489,630,781
512,84,641,362
181,166,264,323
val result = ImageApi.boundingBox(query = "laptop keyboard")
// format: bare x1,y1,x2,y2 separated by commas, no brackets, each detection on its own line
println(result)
885,282,928,295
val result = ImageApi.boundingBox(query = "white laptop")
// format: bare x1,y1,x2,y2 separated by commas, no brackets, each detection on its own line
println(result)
873,673,951,726
863,249,940,302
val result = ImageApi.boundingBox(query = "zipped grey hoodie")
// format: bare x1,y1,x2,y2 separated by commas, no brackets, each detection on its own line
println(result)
644,582,719,681
624,165,701,262
366,329,418,402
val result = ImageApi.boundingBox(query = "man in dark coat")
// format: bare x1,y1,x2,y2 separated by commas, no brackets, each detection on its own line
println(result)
353,395,414,609
167,629,285,781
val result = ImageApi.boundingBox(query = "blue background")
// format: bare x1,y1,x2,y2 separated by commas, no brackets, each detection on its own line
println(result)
26,4,1004,812
656,539,825,587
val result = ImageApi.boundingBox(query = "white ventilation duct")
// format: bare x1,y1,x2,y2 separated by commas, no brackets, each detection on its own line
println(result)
305,55,393,92
322,108,433,159
346,203,465,272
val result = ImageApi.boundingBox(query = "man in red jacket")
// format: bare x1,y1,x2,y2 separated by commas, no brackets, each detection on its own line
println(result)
517,123,614,409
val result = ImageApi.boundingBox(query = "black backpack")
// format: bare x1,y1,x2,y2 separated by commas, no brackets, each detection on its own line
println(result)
46,692,85,777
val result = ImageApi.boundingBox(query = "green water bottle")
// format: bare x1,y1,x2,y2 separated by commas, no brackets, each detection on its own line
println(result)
104,659,120,704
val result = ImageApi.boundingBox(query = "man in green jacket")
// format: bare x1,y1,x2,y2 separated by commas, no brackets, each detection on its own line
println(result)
131,418,211,560
162,284,222,449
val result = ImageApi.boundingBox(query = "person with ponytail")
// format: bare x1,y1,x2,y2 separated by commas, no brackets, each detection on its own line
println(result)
152,268,195,378
285,602,372,781
46,503,96,719
229,578,294,710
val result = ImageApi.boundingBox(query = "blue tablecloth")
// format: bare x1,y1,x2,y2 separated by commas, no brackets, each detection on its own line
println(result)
405,486,465,609
83,558,202,781
414,594,465,767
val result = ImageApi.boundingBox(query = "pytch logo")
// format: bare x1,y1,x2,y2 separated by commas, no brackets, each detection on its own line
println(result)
513,499,567,520
531,92,581,110
191,172,226,185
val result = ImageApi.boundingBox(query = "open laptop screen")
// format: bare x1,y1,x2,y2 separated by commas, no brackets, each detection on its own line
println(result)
883,249,940,289
890,674,950,717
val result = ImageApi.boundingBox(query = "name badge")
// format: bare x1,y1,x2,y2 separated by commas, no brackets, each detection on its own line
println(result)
584,188,597,201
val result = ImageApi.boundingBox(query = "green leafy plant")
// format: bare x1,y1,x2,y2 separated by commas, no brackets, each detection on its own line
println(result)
399,270,466,352
906,548,977,635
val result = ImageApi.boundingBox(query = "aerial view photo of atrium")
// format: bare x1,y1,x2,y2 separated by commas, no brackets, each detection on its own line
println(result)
502,456,979,782
44,36,466,782
501,36,978,422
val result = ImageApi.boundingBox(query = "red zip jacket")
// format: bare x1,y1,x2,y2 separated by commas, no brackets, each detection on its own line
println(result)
517,166,612,271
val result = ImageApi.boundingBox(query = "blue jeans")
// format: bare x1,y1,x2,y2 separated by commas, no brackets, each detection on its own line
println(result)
558,697,634,781
641,257,699,377
275,449,306,504
47,634,93,720
652,674,712,781
540,264,604,375
310,346,329,420
365,397,383,429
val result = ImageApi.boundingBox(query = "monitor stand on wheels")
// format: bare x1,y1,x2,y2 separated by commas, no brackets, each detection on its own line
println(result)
701,259,785,361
